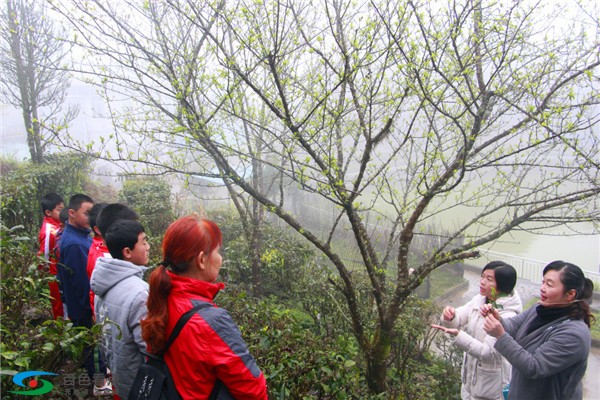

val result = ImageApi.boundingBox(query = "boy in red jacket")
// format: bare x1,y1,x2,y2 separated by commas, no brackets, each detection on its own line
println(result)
86,203,108,315
38,193,65,319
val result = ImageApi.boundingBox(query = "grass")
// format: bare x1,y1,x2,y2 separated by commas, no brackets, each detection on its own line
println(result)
423,266,467,300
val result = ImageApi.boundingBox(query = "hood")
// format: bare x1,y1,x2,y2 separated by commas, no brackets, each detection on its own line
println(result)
496,290,523,314
90,257,148,297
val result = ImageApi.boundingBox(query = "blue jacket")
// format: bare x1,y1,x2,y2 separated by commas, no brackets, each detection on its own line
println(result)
58,222,92,320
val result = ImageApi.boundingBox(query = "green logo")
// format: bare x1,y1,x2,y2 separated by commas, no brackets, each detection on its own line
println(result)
8,371,57,395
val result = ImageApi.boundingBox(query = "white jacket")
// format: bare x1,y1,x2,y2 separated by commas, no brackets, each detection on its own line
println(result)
442,293,522,400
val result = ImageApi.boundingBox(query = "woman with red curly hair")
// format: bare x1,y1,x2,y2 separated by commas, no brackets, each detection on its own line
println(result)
141,215,268,399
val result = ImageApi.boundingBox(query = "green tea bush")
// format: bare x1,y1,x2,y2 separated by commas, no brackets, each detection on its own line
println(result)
219,288,379,399
389,296,461,399
0,224,98,396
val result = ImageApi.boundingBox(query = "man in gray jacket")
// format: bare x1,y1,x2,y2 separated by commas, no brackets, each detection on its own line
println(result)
90,219,150,399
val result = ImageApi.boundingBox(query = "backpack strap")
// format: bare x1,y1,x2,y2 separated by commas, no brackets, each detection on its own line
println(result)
162,302,212,355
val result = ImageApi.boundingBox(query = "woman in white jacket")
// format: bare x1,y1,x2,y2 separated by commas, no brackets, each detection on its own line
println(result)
432,261,522,400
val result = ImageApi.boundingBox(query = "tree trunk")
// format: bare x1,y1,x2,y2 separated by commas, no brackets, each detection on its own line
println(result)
365,330,392,394
31,106,44,163
250,208,263,297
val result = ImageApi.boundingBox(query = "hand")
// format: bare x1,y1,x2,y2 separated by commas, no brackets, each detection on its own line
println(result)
442,306,455,321
480,303,501,320
431,324,459,336
483,314,505,338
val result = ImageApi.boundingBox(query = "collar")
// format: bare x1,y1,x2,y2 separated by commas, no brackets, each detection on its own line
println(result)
65,221,92,236
167,270,225,301
43,216,61,228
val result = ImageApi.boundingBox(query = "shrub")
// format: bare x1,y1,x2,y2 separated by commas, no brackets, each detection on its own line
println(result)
0,153,93,232
218,287,377,399
119,176,175,236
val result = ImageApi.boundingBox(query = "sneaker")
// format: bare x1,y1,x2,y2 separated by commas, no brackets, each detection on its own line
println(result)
93,378,113,397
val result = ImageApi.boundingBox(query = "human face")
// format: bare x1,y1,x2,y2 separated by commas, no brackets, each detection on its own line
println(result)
46,202,65,222
125,232,150,266
540,269,575,307
69,201,93,229
201,246,222,283
480,269,497,299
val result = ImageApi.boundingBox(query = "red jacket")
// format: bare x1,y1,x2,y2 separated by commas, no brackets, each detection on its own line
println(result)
38,216,61,275
87,236,110,315
164,272,268,400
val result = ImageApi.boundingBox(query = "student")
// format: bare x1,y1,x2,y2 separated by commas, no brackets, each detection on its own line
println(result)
88,203,139,313
91,219,150,400
141,215,268,399
96,203,139,239
87,203,108,314
483,261,594,400
57,194,108,385
38,193,65,319
432,261,522,400
53,206,70,318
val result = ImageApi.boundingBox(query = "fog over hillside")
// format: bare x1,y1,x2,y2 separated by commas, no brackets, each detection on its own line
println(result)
1,78,598,273
1,79,120,184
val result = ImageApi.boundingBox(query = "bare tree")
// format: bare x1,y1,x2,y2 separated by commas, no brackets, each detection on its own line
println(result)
0,0,77,163
53,0,600,393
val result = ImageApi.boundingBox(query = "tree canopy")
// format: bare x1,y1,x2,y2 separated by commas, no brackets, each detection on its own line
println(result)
1,0,77,163
51,0,599,392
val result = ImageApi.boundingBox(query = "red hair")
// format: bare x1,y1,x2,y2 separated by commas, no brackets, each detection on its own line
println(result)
141,215,222,353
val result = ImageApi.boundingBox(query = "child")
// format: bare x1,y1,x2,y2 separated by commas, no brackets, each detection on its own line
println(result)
86,203,108,314
91,219,150,400
88,203,139,314
57,194,109,389
38,193,65,320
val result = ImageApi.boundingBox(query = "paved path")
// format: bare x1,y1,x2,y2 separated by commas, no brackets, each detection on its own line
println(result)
437,268,600,399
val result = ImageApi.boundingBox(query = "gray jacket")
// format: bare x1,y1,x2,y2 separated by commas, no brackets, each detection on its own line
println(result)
495,305,591,400
91,257,149,400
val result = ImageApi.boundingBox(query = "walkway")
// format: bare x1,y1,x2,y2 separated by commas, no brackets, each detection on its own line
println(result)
437,268,600,399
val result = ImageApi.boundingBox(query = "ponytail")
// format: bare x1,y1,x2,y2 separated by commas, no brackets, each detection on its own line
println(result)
575,278,595,328
141,264,172,354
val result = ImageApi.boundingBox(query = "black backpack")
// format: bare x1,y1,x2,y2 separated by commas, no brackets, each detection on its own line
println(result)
128,303,227,400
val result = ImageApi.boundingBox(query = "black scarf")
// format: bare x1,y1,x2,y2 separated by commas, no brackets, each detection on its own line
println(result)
525,304,573,335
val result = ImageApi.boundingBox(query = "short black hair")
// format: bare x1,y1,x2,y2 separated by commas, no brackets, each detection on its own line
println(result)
89,203,108,236
482,261,517,294
97,203,139,238
68,194,94,211
41,193,64,213
105,219,145,260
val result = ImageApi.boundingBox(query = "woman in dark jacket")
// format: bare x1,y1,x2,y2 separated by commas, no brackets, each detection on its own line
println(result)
482,260,594,400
